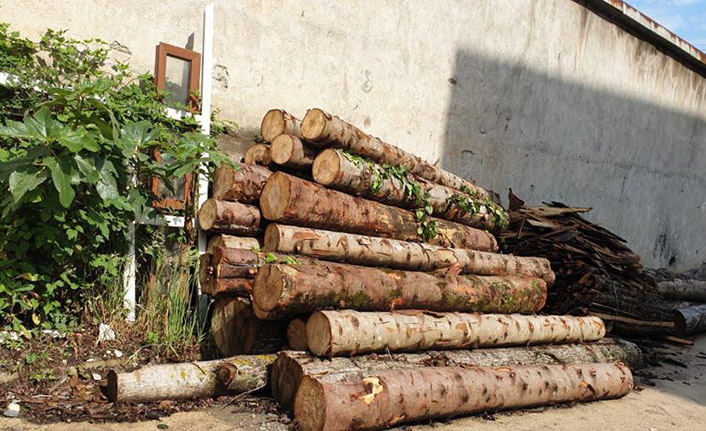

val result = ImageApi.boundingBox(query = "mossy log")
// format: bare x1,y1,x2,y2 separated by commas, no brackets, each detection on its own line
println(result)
244,144,272,166
294,363,633,431
306,310,604,356
313,149,505,230
212,162,272,203
252,260,546,318
260,172,498,251
301,108,496,201
271,134,318,170
261,109,303,142
198,199,260,235
264,224,554,285
272,339,642,409
106,354,276,403
210,297,286,356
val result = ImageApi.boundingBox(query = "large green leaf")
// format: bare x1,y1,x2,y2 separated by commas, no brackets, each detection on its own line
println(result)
95,159,119,200
56,128,99,153
43,156,75,207
74,155,99,183
25,106,59,138
8,167,48,203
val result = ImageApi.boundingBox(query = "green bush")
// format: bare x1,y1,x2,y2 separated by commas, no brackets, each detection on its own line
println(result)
0,25,232,332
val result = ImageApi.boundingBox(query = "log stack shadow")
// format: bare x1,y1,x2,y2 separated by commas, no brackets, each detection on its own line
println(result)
196,108,640,431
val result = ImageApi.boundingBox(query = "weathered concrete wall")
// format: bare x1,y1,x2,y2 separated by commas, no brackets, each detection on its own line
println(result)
2,0,706,270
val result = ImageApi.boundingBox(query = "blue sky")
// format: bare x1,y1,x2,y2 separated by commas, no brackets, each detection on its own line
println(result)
629,0,706,48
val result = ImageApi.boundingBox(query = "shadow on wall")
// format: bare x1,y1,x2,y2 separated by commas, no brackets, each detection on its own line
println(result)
441,50,706,270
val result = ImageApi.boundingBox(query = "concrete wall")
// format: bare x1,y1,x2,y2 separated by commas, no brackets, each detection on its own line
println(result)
2,0,705,270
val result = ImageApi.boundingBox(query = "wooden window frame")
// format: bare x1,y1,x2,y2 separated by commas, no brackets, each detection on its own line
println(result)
150,43,201,211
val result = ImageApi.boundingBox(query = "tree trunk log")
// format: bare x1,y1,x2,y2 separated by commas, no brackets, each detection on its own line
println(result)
211,297,286,356
307,310,604,356
294,363,633,431
212,162,272,203
206,235,262,254
105,354,276,403
264,224,554,285
199,252,213,290
244,144,272,166
658,279,706,302
271,135,317,170
287,318,308,350
674,304,706,335
210,247,314,280
272,339,642,409
260,172,498,251
301,108,496,201
198,199,260,235
202,278,253,297
312,149,505,230
261,109,302,142
252,261,546,318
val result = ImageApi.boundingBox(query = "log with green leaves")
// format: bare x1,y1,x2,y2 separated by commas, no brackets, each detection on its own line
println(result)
259,172,498,250
252,260,546,318
313,149,507,230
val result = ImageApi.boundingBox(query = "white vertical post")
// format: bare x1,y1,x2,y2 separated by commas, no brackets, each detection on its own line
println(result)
123,221,136,322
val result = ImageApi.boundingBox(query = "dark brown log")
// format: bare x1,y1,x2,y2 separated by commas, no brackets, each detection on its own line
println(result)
301,108,496,201
261,109,302,142
287,318,308,350
206,235,262,254
264,224,554,285
294,363,633,431
244,144,272,166
306,310,605,356
312,149,506,230
198,199,260,235
199,253,213,290
210,297,286,356
271,339,643,409
106,354,276,403
252,260,546,318
212,162,272,203
260,172,498,251
271,134,317,170
674,304,706,335
658,279,706,302
202,278,253,297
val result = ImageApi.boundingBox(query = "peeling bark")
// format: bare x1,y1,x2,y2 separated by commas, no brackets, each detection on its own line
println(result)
260,172,498,251
294,363,633,431
306,310,604,356
212,162,272,203
264,224,553,285
252,261,546,318
198,199,260,235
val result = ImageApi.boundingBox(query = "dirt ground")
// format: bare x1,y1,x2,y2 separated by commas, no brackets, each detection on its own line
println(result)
2,336,706,431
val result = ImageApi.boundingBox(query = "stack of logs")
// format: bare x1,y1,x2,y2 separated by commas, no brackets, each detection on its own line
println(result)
190,109,638,431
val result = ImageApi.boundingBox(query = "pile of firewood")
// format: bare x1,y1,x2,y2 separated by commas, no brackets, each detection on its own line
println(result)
110,109,641,430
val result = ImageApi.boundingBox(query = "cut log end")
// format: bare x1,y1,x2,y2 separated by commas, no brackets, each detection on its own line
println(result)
253,264,285,312
301,108,327,141
106,370,119,403
263,224,282,251
306,312,332,356
311,148,341,186
294,376,327,431
260,172,291,221
261,109,287,142
270,134,296,165
287,318,308,350
197,199,218,231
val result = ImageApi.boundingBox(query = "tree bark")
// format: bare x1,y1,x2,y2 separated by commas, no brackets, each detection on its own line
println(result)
306,310,604,356
260,172,498,251
206,235,262,254
264,224,554,285
301,108,496,201
252,261,546,318
210,297,286,356
202,277,253,297
210,247,314,279
212,162,272,203
674,304,706,335
271,134,318,170
658,279,706,302
244,144,272,166
294,363,633,431
287,318,308,350
272,339,642,409
312,149,505,230
198,199,260,235
261,109,302,142
105,354,276,403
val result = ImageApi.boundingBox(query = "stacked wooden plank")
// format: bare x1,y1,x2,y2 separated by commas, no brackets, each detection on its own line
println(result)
198,109,637,430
